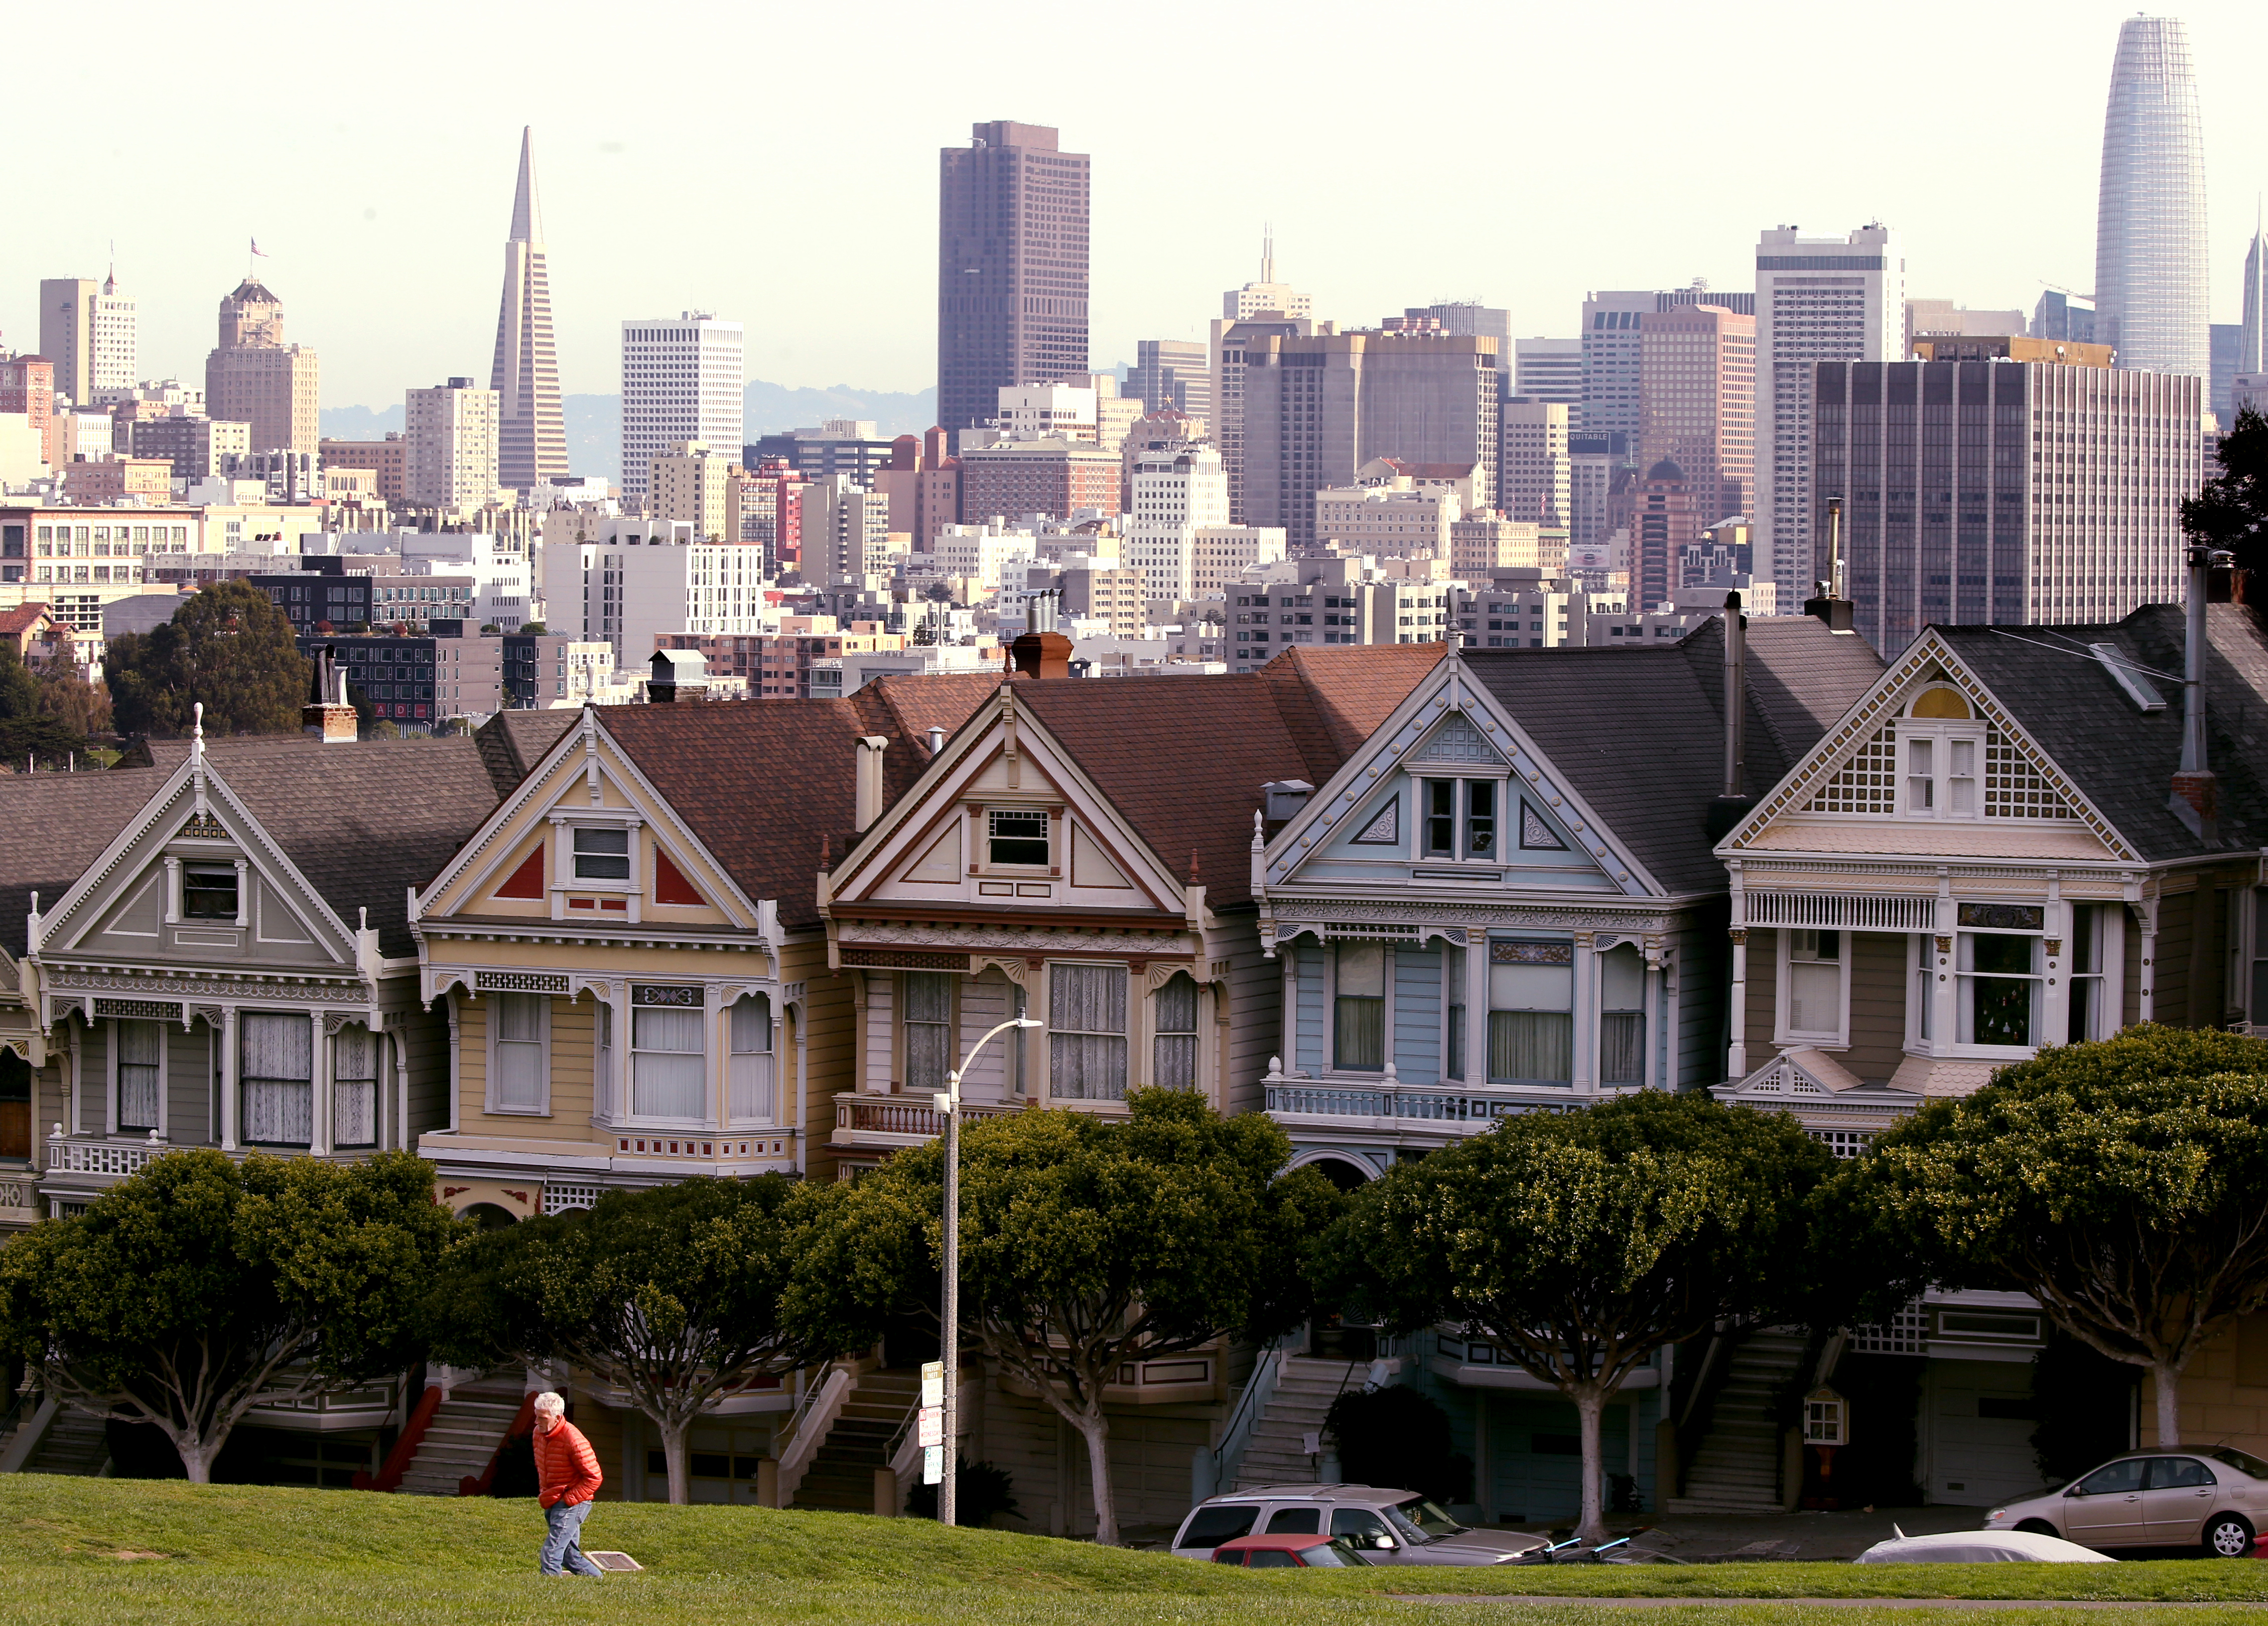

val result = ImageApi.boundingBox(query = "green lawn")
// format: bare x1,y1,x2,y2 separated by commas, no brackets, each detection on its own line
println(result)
7,1474,2268,1625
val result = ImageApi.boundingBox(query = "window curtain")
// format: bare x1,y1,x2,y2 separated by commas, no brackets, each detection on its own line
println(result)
333,1024,378,1148
729,995,774,1122
903,972,953,1092
594,1002,615,1119
631,1006,706,1119
492,993,545,1111
116,1020,161,1132
1488,944,1573,1083
1334,943,1386,1071
1153,973,1198,1090
241,1013,313,1145
1050,963,1127,1100
1598,945,1646,1086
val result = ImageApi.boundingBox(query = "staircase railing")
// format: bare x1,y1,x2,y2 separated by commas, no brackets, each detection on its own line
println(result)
775,1364,853,1504
352,1382,444,1492
1198,1338,1287,1499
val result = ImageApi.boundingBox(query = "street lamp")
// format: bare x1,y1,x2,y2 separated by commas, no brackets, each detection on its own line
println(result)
929,1014,1041,1528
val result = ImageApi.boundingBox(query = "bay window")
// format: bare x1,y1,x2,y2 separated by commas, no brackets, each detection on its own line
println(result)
2067,904,2109,1044
630,993,706,1119
1154,973,1199,1089
729,994,774,1122
489,993,547,1112
1333,943,1386,1071
1049,963,1128,1099
1598,945,1647,1085
241,1013,313,1146
333,1024,377,1148
116,1020,161,1133
1960,931,2040,1047
1783,930,1846,1044
903,972,953,1092
1489,941,1572,1084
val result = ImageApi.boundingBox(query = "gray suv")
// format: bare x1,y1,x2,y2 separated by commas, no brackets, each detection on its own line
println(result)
1170,1484,1550,1566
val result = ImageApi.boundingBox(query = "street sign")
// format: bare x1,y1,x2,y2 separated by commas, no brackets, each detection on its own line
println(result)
920,1360,945,1408
923,1444,944,1485
917,1405,944,1447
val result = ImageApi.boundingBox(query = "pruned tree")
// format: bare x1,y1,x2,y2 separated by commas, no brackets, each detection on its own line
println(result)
1313,1092,1831,1544
425,1177,838,1504
106,582,309,736
0,1149,460,1481
2185,406,2268,588
1845,1024,2268,1451
787,1090,1340,1544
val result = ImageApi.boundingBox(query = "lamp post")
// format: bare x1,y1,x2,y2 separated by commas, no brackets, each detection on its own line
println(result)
932,1014,1040,1528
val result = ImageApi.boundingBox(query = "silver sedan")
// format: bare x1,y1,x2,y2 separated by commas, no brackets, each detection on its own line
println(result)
1981,1447,2268,1558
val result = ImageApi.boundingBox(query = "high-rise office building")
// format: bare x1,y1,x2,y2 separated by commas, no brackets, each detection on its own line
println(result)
1405,302,1511,348
2210,324,2241,424
404,378,501,510
2243,220,2268,376
2095,15,2208,379
205,280,320,453
2032,290,2098,344
1812,357,2200,653
1242,331,1498,552
1499,401,1571,528
1581,291,1656,441
1754,224,1902,606
39,274,137,407
650,440,734,541
1222,233,1312,322
1512,338,1582,415
936,121,1089,433
490,127,566,493
1127,338,1211,423
1125,441,1230,598
1906,300,2027,354
1210,313,1313,524
619,313,744,512
1637,303,1754,531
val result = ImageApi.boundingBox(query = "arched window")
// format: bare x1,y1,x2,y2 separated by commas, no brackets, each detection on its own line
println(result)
1153,973,1199,1089
1597,946,1646,1085
334,1023,377,1148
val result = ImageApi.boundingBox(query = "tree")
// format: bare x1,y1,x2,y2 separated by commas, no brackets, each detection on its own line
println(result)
1843,1024,2268,1451
787,1090,1341,1545
518,621,547,635
35,639,112,738
0,637,88,766
1313,1092,1831,1544
2185,406,2268,590
106,582,310,736
425,1177,838,1505
0,1149,461,1481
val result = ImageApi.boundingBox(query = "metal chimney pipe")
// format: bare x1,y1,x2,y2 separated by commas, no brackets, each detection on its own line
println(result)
1721,592,1746,798
2180,544,2210,776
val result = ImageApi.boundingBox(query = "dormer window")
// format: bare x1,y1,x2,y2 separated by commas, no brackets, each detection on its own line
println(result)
1419,779,1499,860
1900,686,1984,820
182,865,238,920
988,809,1049,866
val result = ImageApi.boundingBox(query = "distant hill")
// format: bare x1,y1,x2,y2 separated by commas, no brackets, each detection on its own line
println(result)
321,381,937,484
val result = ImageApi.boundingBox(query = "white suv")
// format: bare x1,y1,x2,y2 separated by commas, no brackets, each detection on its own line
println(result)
1170,1485,1549,1566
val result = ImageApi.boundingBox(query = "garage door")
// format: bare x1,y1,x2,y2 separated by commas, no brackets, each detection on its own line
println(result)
1927,1359,2041,1506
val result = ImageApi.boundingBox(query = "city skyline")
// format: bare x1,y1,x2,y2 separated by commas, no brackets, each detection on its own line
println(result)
7,2,2268,413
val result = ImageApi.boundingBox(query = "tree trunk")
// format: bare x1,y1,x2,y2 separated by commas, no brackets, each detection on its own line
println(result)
1570,1382,1608,1546
1072,1402,1118,1546
659,1416,693,1506
173,1429,218,1484
2155,1361,2183,1449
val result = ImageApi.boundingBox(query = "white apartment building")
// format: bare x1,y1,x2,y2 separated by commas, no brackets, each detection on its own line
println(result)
929,519,1037,589
1500,400,1571,526
619,312,744,512
404,378,501,510
1125,441,1228,597
1190,524,1286,598
1754,223,1902,607
801,474,892,586
325,530,536,631
994,384,1098,442
1313,482,1460,557
541,516,772,666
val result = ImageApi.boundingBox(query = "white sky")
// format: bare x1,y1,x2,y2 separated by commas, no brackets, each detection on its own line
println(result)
8,0,2265,411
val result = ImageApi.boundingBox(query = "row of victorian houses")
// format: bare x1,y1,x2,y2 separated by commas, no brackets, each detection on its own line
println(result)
4,595,2267,1526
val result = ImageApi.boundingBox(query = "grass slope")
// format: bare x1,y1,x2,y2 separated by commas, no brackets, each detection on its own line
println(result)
6,1475,2268,1625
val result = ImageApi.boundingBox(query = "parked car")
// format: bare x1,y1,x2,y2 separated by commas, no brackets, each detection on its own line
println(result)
1211,1533,1374,1569
1170,1484,1550,1566
1857,1529,2112,1564
1981,1446,2268,1557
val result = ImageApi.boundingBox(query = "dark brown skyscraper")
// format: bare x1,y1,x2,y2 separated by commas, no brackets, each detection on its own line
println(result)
937,121,1089,434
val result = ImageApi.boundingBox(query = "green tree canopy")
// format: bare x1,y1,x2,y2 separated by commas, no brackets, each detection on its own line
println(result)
2185,407,2268,582
1313,1092,1831,1543
786,1090,1342,1545
107,582,310,736
424,1176,838,1504
0,637,90,766
1842,1024,2268,1450
0,1149,461,1481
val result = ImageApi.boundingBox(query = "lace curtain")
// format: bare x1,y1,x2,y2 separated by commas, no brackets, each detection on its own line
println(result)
116,1020,161,1132
1153,973,1198,1090
241,1013,313,1145
492,993,545,1111
333,1023,378,1148
903,972,952,1092
729,995,774,1122
1050,963,1127,1100
631,1007,705,1119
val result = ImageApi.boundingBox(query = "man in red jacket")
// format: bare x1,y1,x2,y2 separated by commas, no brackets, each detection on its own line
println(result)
530,1391,604,1576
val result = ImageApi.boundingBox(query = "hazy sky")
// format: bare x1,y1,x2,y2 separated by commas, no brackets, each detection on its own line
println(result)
8,0,2266,413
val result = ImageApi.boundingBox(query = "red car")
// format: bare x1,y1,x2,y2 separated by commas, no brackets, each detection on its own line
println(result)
1211,1532,1375,1569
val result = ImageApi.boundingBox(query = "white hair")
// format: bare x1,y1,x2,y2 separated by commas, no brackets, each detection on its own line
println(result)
531,1391,566,1416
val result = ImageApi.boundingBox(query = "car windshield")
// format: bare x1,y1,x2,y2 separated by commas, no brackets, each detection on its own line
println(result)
1385,1497,1467,1541
2212,1447,2268,1480
1302,1538,1370,1568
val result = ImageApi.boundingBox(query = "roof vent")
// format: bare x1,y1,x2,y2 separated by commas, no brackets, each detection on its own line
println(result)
1262,780,1314,822
2088,644,2166,713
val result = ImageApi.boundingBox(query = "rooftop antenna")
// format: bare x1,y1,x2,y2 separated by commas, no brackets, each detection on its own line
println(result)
1261,225,1275,285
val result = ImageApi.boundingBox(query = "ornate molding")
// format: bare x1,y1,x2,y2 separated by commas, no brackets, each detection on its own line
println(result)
1270,899,1685,934
839,923,1195,956
970,955,1029,987
47,971,358,1004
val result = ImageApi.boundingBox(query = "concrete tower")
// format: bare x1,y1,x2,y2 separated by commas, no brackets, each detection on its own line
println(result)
490,128,567,492
2095,15,2209,377
2240,208,2267,377
205,279,319,453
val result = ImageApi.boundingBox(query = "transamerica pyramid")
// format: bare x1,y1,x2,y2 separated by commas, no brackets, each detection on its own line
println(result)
491,127,566,491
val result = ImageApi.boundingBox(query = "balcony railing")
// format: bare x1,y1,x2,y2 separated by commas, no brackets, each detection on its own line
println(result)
1260,1058,1580,1131
44,1133,163,1178
833,1093,1022,1144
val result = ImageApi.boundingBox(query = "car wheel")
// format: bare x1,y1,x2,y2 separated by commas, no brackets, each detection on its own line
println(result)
2202,1513,2253,1558
2014,1519,2059,1537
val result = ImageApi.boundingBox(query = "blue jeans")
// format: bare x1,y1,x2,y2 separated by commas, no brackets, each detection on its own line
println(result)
540,1498,602,1576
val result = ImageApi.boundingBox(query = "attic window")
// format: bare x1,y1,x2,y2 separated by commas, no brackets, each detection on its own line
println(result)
183,865,238,920
988,809,1049,866
573,826,631,881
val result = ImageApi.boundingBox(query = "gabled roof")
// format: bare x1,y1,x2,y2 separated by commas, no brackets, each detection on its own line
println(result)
1001,647,1440,908
1928,604,2268,863
0,768,178,963
579,677,1001,931
473,710,580,797
1462,618,1885,896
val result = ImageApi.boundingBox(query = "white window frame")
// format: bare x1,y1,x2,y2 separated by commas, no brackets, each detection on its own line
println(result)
331,1023,380,1150
552,813,642,894
983,806,1052,870
623,989,710,1128
727,993,775,1127
1328,940,1390,1075
1776,928,1852,1049
483,992,552,1116
108,1017,167,1137
1952,924,2047,1057
1045,959,1131,1102
1413,774,1510,864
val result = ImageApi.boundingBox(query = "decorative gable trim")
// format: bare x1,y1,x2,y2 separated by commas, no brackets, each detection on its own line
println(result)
1720,632,2139,862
